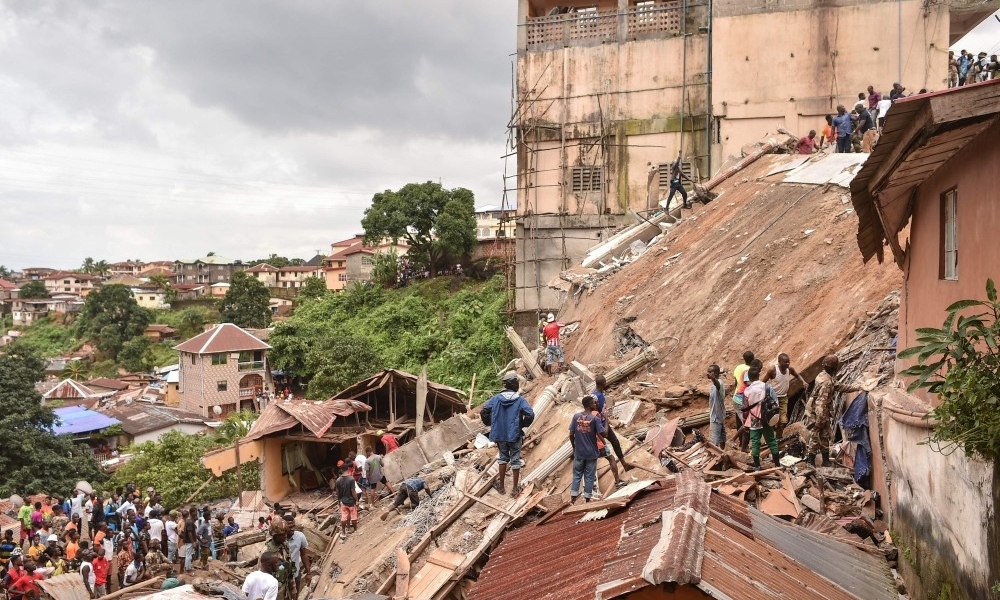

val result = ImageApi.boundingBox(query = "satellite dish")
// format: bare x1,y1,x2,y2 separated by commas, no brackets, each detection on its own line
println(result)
213,405,223,416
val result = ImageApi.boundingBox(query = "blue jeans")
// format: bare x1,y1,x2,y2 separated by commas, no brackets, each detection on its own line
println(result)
497,438,524,470
836,135,852,153
571,458,597,499
183,543,193,571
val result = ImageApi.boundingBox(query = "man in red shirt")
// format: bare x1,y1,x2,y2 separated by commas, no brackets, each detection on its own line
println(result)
377,430,399,454
8,562,42,600
92,545,110,596
542,313,567,375
798,131,817,155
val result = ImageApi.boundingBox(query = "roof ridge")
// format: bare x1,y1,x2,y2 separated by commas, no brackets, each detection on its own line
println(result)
199,324,227,354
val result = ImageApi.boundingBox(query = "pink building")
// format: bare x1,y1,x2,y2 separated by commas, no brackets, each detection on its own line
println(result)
174,323,272,418
850,80,1000,599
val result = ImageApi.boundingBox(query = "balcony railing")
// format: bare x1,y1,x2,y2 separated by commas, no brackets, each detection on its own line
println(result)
523,1,687,51
238,361,265,372
239,388,257,398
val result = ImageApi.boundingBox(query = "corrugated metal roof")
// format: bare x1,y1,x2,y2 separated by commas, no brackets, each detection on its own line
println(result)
470,477,896,600
242,398,371,442
749,509,897,600
52,406,120,435
850,79,1000,264
174,323,270,354
125,584,216,600
330,368,467,409
37,572,90,600
44,379,100,400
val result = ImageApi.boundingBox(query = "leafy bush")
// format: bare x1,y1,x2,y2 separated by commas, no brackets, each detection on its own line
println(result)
269,275,508,402
900,279,1000,460
109,430,258,507
14,317,81,357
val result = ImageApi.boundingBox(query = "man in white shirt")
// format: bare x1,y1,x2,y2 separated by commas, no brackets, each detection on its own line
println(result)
164,512,179,562
354,452,368,509
285,519,309,590
875,97,893,131
118,496,136,517
243,552,280,600
148,510,165,543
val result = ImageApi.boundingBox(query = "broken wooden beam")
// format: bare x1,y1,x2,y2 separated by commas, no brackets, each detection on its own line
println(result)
460,490,519,518
224,528,267,548
505,326,544,379
710,466,784,487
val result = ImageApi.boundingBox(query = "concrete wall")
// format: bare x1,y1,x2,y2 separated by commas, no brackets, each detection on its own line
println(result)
262,437,295,502
875,401,999,600
713,0,948,159
132,422,210,446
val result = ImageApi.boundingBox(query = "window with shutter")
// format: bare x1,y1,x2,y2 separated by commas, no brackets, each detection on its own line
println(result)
570,166,603,192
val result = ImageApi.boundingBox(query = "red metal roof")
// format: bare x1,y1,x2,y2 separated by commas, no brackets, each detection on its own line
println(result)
86,378,130,391
242,398,372,442
174,323,270,354
471,474,895,600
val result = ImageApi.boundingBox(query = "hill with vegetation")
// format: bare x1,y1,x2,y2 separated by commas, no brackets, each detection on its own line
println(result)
269,275,508,403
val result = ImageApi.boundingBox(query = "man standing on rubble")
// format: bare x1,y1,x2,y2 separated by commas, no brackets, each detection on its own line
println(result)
832,105,854,153
664,150,693,210
262,521,294,600
594,375,634,471
481,371,535,497
762,353,808,439
743,367,780,472
569,396,606,503
707,365,727,448
732,351,754,452
805,355,867,467
542,313,567,375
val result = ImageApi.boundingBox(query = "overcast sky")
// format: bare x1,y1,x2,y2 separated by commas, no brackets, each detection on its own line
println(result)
0,1,517,270
953,8,1000,54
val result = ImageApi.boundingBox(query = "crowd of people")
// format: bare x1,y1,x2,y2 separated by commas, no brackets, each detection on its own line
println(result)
949,49,999,87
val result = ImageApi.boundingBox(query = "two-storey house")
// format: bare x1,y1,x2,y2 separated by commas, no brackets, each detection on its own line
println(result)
42,272,97,296
174,255,245,285
174,323,272,418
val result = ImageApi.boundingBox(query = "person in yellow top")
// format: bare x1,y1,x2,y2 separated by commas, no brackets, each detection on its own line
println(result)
26,533,46,563
732,350,755,451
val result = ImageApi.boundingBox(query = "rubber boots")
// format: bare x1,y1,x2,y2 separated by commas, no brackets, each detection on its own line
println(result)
821,451,830,468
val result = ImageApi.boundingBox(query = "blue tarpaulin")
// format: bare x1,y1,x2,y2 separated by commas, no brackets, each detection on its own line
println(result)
840,392,872,485
52,406,121,435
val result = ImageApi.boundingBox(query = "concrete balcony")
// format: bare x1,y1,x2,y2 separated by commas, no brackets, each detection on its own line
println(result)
238,361,265,372
522,1,693,51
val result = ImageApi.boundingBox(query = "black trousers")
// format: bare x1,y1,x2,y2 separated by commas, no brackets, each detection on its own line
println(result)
605,425,626,463
666,181,688,207
391,484,419,510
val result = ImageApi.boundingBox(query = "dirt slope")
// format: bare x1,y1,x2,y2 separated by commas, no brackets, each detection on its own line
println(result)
559,153,901,388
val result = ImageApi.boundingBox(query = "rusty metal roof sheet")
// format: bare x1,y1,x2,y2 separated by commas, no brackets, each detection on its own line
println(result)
471,475,896,600
329,368,467,410
577,479,657,522
242,398,372,442
748,508,897,600
37,573,90,600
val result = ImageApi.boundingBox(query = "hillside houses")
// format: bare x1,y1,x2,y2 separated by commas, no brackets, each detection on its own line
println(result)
174,254,245,285
42,272,97,296
246,263,325,291
322,235,408,290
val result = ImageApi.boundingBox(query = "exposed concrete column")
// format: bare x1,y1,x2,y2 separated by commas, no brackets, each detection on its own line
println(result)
617,0,628,42
517,0,528,52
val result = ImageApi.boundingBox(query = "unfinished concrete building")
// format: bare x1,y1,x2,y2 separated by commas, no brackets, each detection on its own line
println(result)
512,0,999,330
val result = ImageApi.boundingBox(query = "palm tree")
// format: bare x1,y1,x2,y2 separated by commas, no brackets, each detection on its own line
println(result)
147,274,170,289
93,260,110,278
61,360,89,380
81,257,95,274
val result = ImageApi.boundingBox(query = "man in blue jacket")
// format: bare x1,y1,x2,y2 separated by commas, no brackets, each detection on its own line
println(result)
481,371,535,498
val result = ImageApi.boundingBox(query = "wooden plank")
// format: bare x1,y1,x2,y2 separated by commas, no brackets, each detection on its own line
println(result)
460,490,518,518
562,497,628,515
416,367,428,437
505,326,543,379
393,547,409,600
408,550,467,599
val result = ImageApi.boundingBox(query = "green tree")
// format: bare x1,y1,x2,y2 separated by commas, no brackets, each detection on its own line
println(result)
147,274,170,289
304,330,384,399
93,260,110,277
81,257,95,275
370,250,401,289
19,280,50,299
178,307,210,338
61,360,90,380
0,345,105,496
361,181,476,276
298,276,328,301
219,271,271,328
108,431,257,507
900,279,1000,460
76,284,152,359
249,254,290,268
0,265,11,278
214,410,258,445
119,335,155,372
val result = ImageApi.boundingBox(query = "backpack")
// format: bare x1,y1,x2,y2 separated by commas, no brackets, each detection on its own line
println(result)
760,388,780,428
